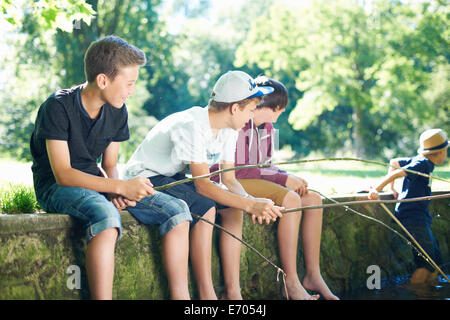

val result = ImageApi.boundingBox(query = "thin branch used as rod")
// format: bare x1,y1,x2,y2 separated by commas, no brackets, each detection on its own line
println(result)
153,158,449,193
378,203,450,282
281,193,450,214
191,214,286,276
309,188,448,278
190,213,289,299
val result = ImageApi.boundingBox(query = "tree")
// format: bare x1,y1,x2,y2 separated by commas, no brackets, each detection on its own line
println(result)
236,0,449,158
1,0,95,32
0,0,181,162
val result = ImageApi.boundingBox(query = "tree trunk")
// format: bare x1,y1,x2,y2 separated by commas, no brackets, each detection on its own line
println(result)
352,105,366,158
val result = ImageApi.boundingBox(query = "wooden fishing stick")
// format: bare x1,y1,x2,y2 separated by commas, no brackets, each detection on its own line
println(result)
148,158,449,285
378,203,449,282
152,158,450,193
190,213,289,299
133,199,289,299
281,193,450,213
309,188,446,278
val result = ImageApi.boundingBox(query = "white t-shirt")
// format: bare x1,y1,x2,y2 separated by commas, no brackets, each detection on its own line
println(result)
123,106,238,179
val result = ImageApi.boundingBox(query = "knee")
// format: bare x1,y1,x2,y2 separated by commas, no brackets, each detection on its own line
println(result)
283,190,302,208
92,201,121,223
172,198,191,215
87,203,122,242
307,191,322,204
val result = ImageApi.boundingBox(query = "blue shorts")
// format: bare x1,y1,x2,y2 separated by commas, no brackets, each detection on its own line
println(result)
401,221,442,272
149,173,228,227
126,191,192,236
37,183,122,244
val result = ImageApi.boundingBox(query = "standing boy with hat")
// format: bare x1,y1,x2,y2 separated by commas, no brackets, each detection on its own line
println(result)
369,129,448,283
124,70,283,299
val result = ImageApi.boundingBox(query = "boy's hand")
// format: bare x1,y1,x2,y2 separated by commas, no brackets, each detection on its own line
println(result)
250,215,270,225
368,187,380,200
390,189,399,199
286,175,308,196
247,198,284,224
122,177,155,201
109,194,136,210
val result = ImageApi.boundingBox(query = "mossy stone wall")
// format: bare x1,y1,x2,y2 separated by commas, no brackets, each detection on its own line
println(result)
0,192,448,299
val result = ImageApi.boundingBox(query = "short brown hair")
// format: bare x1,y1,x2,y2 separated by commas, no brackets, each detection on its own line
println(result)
84,35,146,83
254,76,288,110
209,96,262,112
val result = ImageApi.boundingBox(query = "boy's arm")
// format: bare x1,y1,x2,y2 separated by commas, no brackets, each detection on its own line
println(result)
46,139,153,201
190,162,282,223
101,141,138,209
387,158,401,194
369,167,406,200
220,161,285,224
102,141,121,180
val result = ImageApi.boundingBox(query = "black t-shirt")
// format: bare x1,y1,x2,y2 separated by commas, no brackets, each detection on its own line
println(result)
30,85,130,200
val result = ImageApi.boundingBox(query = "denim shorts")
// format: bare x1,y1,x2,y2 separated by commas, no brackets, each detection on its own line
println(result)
402,221,443,272
149,173,228,227
126,191,192,237
37,183,122,243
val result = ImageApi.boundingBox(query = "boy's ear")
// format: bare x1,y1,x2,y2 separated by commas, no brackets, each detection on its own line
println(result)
96,73,108,89
230,103,239,115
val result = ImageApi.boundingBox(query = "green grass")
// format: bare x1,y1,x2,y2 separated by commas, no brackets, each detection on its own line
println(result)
0,183,40,214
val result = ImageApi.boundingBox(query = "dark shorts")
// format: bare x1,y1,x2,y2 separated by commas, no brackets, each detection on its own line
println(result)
149,173,229,227
401,221,443,272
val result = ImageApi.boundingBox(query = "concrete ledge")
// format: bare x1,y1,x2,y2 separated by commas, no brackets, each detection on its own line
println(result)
0,192,448,299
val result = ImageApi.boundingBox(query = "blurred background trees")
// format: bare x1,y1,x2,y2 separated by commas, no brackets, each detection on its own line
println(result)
0,0,448,163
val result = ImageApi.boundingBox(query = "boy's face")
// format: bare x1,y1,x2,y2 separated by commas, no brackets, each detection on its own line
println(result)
231,100,259,130
101,65,140,108
434,148,448,165
256,106,285,124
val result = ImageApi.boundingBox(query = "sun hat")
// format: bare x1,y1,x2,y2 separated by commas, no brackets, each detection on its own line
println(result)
418,129,448,155
210,70,274,103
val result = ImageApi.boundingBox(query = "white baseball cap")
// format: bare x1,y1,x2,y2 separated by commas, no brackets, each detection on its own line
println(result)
210,70,274,103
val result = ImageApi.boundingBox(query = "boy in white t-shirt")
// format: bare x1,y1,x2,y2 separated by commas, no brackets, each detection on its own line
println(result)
124,70,283,299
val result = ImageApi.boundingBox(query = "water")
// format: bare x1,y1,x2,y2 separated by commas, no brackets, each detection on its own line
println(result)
342,275,450,300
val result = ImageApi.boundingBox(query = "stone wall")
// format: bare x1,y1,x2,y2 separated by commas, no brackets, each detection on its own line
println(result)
0,192,448,299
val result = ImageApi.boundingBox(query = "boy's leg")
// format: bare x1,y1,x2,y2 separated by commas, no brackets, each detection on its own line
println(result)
162,220,191,299
401,222,442,284
40,184,122,300
218,207,244,300
148,174,218,300
278,191,317,300
86,228,118,299
189,207,218,300
126,191,192,299
238,179,318,300
299,191,339,300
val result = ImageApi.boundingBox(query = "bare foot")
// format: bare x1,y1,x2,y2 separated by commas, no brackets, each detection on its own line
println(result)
282,276,320,300
221,290,243,300
410,268,432,284
302,274,339,300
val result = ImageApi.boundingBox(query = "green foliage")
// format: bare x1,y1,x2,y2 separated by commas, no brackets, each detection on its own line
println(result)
1,0,95,32
236,0,449,158
0,0,448,164
0,0,180,160
0,183,40,214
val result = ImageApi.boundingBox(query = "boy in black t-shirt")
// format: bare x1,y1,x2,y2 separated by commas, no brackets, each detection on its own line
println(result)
30,36,192,299
369,129,448,284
